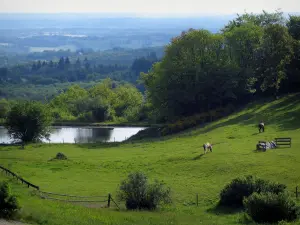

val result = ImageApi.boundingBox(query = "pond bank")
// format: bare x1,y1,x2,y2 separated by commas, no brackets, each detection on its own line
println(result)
52,121,163,128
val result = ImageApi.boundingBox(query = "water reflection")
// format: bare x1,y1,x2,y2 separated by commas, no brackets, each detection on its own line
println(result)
0,126,145,144
74,127,112,143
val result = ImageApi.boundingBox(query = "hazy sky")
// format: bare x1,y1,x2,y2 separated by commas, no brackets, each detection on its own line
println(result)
1,0,299,15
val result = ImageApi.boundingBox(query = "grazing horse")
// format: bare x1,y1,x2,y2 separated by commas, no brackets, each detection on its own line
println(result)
258,121,265,133
203,142,213,154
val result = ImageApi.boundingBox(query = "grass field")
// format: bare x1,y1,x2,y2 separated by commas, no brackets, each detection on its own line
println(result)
1,93,300,225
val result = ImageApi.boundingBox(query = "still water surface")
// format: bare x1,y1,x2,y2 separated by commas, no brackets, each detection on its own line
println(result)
0,126,145,144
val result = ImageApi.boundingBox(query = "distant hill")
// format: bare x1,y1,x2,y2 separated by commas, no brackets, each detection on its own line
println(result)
0,14,236,53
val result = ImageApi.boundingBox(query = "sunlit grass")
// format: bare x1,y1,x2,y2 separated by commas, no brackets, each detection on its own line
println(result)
1,93,300,224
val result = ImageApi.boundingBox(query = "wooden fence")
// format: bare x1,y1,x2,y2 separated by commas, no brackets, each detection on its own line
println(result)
0,164,119,208
38,191,119,208
0,165,39,190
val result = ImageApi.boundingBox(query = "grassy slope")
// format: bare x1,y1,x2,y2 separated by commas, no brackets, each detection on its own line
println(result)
1,93,300,225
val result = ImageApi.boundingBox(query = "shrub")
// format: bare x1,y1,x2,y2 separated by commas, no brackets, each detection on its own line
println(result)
54,152,68,160
117,172,171,210
0,181,20,219
244,192,300,223
219,175,286,208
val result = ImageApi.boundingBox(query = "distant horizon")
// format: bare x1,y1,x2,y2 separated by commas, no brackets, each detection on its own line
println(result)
1,0,299,16
0,11,299,19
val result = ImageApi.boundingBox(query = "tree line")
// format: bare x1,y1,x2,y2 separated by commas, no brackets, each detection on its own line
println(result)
0,78,145,125
141,11,300,122
0,53,158,86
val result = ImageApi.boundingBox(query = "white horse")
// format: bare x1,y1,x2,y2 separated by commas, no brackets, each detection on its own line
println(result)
203,142,213,154
258,122,265,133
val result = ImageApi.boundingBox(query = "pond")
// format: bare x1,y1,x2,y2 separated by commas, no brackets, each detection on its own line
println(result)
0,126,146,144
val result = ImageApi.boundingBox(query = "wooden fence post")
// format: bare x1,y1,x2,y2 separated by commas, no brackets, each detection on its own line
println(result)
108,193,111,208
196,193,198,206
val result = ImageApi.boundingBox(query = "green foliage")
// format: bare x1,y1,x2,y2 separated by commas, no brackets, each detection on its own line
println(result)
0,98,10,119
117,172,171,210
49,78,143,123
142,29,240,121
258,24,294,93
114,84,143,118
141,10,300,123
0,48,159,86
222,10,285,32
244,192,300,223
4,101,53,143
287,15,300,40
219,175,286,208
0,181,20,219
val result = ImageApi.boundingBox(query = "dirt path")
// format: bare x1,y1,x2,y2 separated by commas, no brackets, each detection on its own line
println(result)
0,220,27,225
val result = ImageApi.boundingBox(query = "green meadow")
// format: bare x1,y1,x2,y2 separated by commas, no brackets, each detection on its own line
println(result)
1,93,300,225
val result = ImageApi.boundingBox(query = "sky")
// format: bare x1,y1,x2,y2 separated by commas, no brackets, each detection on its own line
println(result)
0,0,299,16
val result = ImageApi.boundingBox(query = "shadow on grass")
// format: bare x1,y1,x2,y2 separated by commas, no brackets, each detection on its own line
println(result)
193,93,300,136
193,153,205,160
75,93,300,147
76,142,121,149
252,149,266,153
206,204,243,215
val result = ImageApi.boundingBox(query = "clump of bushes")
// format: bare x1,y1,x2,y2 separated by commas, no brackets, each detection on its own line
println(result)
219,175,300,224
161,105,235,136
0,181,20,219
54,152,68,160
244,192,300,223
219,175,286,208
117,172,172,210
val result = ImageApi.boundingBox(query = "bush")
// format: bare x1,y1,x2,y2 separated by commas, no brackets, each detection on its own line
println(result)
0,181,20,219
54,152,68,160
219,175,286,208
117,172,171,210
244,192,300,223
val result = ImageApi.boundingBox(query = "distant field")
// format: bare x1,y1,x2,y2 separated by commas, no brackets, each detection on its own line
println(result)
1,93,300,225
29,45,77,53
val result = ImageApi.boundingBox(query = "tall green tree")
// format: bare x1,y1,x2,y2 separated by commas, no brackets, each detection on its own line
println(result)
142,29,240,121
5,101,53,143
257,24,294,94
287,15,300,40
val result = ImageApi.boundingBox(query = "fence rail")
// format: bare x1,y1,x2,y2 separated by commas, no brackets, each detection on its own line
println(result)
39,191,118,208
0,165,119,208
39,191,107,198
0,165,39,190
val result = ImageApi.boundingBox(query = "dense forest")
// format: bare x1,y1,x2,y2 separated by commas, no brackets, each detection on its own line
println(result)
141,11,300,122
0,51,158,99
0,52,158,84
1,11,300,126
